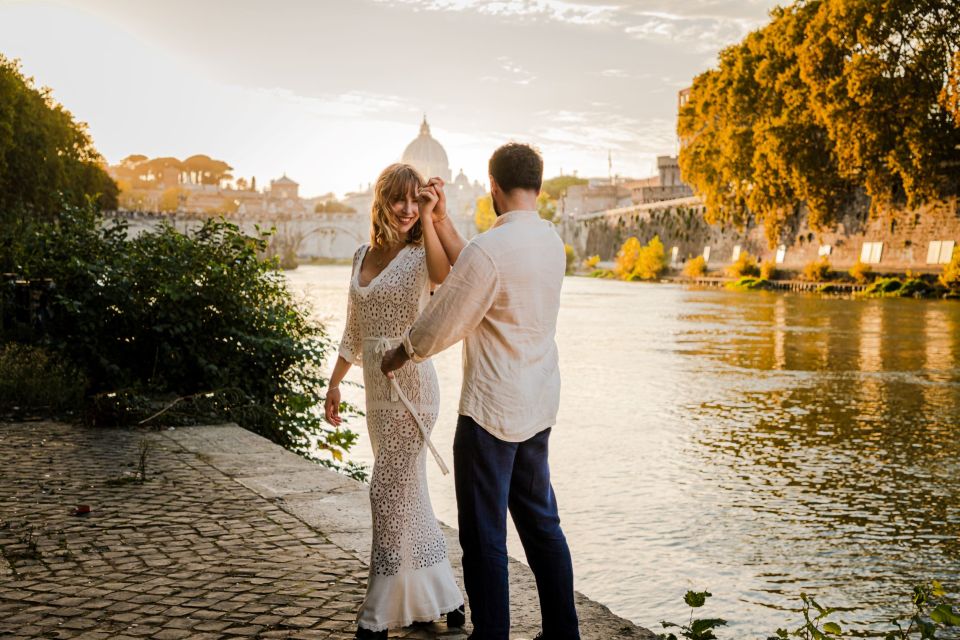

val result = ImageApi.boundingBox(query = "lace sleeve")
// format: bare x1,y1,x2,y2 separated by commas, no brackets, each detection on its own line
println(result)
337,246,365,366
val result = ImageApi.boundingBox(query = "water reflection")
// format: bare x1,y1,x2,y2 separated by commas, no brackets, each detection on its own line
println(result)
684,294,960,635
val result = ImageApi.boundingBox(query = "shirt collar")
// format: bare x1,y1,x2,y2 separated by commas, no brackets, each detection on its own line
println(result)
492,209,538,228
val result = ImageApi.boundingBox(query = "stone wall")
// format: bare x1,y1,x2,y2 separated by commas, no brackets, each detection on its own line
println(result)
562,196,960,273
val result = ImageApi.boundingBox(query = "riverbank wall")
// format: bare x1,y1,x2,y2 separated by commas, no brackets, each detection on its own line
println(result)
562,195,960,275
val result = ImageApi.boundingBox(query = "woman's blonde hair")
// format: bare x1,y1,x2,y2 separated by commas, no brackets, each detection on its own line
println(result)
370,163,424,248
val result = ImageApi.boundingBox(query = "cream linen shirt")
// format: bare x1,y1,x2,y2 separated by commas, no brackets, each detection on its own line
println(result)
401,209,565,442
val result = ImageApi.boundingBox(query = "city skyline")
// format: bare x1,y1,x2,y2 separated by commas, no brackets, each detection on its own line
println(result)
0,0,780,197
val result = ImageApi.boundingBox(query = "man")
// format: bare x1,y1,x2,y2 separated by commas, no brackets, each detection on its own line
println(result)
380,143,579,640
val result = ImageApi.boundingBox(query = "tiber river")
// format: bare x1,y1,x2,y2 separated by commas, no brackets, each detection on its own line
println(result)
286,266,960,638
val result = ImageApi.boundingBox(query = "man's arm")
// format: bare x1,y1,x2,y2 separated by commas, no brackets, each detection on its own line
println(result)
381,242,498,375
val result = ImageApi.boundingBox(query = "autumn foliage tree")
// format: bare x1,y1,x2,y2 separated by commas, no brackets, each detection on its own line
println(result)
678,0,960,246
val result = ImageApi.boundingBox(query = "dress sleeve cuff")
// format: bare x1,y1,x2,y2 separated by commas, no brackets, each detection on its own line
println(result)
338,343,362,367
402,329,427,364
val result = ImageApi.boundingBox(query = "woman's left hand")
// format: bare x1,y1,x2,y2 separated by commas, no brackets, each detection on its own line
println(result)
417,185,439,222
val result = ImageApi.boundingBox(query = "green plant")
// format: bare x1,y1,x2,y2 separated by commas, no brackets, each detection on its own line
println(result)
802,257,832,282
658,590,727,640
726,276,770,290
6,206,364,479
725,251,761,278
0,343,86,416
683,256,708,278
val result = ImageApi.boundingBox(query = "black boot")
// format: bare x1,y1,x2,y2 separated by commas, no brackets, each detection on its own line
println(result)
446,604,466,627
354,625,387,640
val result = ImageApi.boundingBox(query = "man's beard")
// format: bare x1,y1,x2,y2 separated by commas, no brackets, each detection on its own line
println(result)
492,196,502,216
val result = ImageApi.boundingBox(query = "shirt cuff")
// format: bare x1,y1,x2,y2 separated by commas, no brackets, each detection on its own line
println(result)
402,329,427,364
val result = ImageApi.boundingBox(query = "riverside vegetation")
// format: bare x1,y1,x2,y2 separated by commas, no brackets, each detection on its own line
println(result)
657,582,959,640
0,54,364,479
579,236,960,300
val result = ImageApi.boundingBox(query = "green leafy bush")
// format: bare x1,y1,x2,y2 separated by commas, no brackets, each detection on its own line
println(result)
5,206,362,478
725,276,770,291
0,343,86,416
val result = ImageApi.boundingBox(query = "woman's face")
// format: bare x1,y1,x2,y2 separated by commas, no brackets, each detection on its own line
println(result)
389,186,420,235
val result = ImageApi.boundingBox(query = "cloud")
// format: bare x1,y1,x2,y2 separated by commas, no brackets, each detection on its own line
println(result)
372,0,619,25
621,8,768,51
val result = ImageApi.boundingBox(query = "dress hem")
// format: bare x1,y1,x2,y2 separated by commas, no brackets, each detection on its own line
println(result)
357,598,465,632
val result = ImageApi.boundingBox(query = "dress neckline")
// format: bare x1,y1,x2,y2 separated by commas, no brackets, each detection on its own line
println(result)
355,243,412,290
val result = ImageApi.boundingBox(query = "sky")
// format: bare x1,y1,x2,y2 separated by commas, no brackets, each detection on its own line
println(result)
0,0,781,198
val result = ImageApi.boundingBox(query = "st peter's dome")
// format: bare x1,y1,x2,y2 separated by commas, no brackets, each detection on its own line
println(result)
401,116,451,182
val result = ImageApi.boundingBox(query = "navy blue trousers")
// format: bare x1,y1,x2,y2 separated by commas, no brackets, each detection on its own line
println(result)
453,415,580,640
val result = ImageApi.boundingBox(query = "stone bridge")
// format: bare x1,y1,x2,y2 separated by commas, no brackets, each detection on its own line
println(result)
108,212,370,260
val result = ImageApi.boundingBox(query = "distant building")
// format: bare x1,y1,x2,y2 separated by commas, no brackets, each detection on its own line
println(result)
347,116,484,239
270,175,299,201
625,156,694,204
402,117,452,183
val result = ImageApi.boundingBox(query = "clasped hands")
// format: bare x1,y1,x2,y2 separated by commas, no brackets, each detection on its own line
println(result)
417,177,447,223
380,344,409,379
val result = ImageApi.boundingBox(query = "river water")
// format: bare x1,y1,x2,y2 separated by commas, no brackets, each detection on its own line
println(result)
285,266,960,637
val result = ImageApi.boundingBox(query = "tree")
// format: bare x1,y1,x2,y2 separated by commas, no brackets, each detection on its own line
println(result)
678,0,960,245
160,187,185,213
542,175,587,200
474,194,496,232
537,191,557,223
0,55,117,226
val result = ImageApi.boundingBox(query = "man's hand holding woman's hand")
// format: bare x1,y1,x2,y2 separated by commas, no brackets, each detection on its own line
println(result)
380,345,410,379
417,177,447,223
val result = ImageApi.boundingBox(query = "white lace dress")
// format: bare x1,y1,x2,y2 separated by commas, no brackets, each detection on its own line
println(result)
338,242,463,632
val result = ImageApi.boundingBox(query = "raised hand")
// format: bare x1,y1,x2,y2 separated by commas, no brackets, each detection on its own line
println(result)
417,183,440,222
426,177,447,221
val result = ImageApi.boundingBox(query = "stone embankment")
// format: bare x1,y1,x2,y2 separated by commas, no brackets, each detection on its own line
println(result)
0,421,654,640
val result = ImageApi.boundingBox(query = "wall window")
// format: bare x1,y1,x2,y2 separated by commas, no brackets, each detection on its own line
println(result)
775,245,787,264
731,245,741,261
927,240,955,265
860,242,884,265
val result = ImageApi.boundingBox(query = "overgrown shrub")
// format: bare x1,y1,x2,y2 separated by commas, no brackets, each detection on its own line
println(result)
726,276,770,291
582,254,600,270
683,256,708,278
564,243,576,275
760,260,778,280
0,343,86,416
725,251,760,278
5,206,362,478
614,236,667,281
801,257,832,282
940,248,960,289
849,259,872,283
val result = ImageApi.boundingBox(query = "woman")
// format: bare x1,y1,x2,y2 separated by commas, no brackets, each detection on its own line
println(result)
324,163,466,639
